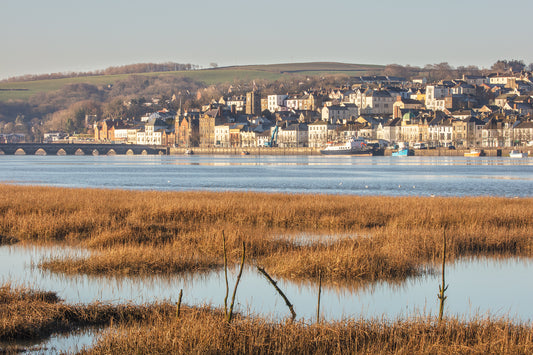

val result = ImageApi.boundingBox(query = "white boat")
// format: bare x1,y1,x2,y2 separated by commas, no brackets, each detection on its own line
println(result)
509,150,528,158
320,137,372,156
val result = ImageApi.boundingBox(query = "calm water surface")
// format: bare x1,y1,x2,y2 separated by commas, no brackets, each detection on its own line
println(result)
0,154,532,196
1,245,532,322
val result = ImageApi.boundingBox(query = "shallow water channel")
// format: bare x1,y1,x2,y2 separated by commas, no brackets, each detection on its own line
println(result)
2,244,533,353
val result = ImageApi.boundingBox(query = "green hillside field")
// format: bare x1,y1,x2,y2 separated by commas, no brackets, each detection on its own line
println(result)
0,62,384,102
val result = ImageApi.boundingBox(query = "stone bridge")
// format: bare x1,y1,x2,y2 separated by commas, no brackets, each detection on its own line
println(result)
0,143,168,156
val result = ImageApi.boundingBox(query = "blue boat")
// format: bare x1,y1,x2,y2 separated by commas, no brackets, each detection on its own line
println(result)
391,148,413,156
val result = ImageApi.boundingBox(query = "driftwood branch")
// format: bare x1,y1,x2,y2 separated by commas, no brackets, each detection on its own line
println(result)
257,266,296,321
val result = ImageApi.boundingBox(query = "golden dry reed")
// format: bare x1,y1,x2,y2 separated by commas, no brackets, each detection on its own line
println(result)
86,307,533,355
1,184,532,282
4,284,533,354
0,284,174,342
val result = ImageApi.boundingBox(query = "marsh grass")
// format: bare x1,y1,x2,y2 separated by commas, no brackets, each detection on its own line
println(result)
0,284,175,342
40,244,222,275
3,284,533,354
85,308,533,354
0,185,532,282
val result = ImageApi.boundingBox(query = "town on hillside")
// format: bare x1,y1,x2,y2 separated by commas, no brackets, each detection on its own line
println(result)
56,72,533,149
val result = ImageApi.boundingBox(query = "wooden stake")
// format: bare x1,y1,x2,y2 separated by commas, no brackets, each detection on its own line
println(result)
227,241,245,323
176,288,183,318
317,270,322,323
222,231,229,318
438,228,448,323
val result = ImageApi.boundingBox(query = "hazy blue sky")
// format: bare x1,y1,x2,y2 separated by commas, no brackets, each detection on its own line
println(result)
1,0,532,79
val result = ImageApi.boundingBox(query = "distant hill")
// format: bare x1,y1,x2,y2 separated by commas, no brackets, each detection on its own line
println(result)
223,62,384,73
0,62,384,102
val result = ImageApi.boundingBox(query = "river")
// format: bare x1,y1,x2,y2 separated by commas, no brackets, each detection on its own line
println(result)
1,154,532,197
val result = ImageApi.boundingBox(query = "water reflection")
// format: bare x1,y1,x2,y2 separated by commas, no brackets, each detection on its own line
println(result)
13,327,101,355
1,244,533,323
273,232,359,246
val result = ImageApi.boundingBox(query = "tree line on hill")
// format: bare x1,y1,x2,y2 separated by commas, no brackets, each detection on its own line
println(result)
1,62,201,83
384,60,532,82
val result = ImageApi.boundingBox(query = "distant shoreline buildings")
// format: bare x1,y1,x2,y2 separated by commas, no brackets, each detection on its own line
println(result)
90,72,533,149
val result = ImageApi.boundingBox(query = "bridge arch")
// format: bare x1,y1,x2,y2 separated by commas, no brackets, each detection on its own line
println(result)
106,149,116,156
92,149,99,156
35,148,47,156
0,150,4,155
141,149,148,155
74,148,85,156
126,149,134,155
57,148,67,156
14,148,26,155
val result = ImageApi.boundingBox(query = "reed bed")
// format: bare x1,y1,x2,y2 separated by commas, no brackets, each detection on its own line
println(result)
0,284,175,342
1,185,532,282
41,244,222,275
3,284,533,354
85,307,533,354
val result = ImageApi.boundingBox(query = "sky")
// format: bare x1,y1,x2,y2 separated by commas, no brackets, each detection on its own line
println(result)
1,0,532,80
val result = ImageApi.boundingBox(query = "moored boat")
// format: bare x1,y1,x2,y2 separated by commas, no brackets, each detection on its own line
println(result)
509,150,528,158
320,137,373,156
392,148,413,156
464,149,482,157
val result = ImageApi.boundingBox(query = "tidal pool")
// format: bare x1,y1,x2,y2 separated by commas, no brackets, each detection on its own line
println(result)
3,328,102,355
1,244,532,322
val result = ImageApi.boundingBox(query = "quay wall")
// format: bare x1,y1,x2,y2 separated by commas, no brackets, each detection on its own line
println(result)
408,148,532,157
170,147,532,157
170,147,321,155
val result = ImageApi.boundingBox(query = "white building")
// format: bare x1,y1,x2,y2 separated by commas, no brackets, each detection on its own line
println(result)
267,95,288,113
214,124,230,147
136,130,146,145
277,123,308,147
428,119,453,147
348,89,394,115
225,96,246,112
284,96,299,110
489,74,516,86
144,118,168,145
321,104,358,124
308,121,337,147
425,85,453,111
113,128,129,143
381,117,402,143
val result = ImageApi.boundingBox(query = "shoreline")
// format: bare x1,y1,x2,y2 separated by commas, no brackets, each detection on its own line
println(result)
170,146,532,157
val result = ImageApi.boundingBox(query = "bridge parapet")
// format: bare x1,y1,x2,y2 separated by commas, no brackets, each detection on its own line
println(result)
0,143,167,156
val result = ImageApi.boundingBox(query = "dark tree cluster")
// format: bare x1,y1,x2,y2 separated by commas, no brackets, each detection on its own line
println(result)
491,59,527,73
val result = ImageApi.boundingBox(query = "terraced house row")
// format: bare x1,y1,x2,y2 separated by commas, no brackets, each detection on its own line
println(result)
94,71,533,148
